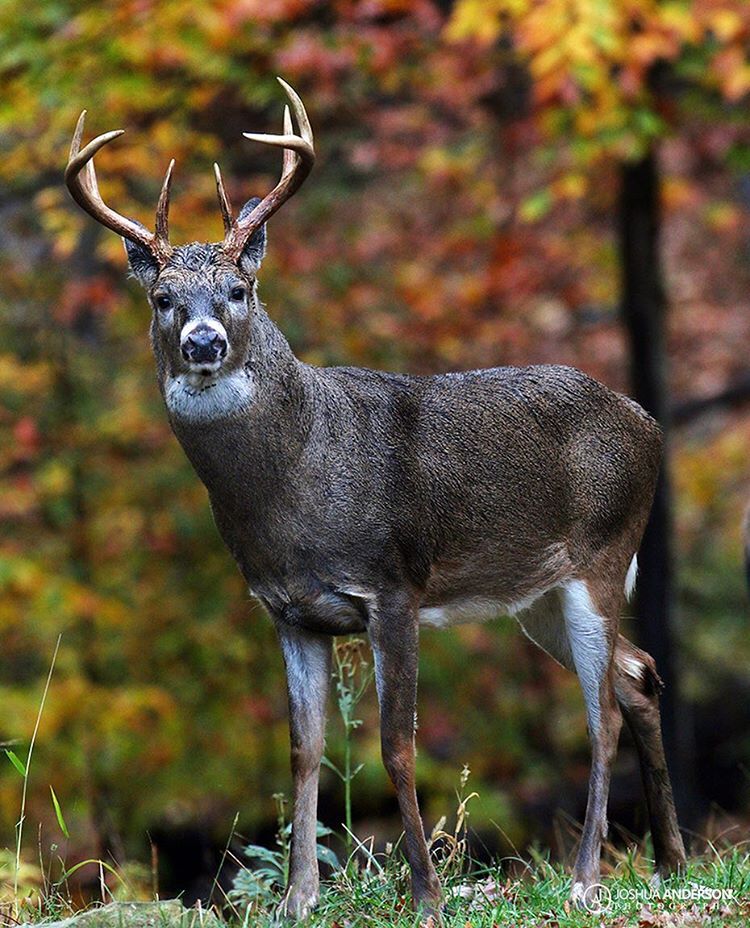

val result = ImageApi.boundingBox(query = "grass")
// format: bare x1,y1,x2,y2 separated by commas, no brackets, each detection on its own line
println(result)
226,846,750,927
3,635,750,927
10,634,61,904
6,840,750,927
222,760,750,927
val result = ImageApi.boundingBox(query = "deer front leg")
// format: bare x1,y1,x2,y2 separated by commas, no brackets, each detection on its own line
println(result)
276,623,332,920
369,595,442,921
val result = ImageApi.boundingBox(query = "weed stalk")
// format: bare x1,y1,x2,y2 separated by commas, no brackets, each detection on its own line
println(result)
323,638,373,859
13,634,62,914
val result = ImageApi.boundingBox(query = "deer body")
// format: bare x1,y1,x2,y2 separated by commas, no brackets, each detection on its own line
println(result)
168,338,655,634
65,82,686,922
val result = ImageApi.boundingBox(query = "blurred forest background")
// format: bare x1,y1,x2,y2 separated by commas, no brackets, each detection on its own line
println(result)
1,0,750,902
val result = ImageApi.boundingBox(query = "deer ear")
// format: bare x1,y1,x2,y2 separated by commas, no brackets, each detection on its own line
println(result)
124,233,159,288
237,197,267,274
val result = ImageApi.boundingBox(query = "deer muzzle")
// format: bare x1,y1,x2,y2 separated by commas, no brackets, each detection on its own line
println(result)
180,320,228,371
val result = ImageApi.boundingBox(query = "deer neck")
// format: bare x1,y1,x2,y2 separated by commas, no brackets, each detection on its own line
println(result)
164,307,314,503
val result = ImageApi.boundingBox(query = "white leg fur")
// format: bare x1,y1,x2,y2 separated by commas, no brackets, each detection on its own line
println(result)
561,580,609,734
514,591,575,671
279,631,331,710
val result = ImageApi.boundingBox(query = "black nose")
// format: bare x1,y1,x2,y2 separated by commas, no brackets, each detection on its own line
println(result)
181,326,228,364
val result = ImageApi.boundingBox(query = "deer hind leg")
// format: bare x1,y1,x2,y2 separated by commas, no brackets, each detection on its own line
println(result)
560,578,622,902
516,580,621,902
518,596,686,884
614,635,686,876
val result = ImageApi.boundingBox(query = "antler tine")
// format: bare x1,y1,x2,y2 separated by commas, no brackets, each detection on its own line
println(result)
239,78,313,157
281,105,295,179
155,159,175,246
277,77,313,145
223,78,315,260
69,112,101,203
69,110,88,163
64,110,172,263
214,163,234,234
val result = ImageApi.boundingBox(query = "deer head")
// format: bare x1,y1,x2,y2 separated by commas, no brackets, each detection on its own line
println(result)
64,78,314,416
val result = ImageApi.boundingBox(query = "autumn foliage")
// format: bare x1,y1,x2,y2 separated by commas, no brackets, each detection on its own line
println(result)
0,0,749,890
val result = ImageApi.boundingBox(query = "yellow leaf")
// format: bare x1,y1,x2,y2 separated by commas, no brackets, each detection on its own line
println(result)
709,9,744,43
445,0,504,44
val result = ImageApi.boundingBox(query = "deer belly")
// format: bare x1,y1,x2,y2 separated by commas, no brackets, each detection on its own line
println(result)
418,590,548,628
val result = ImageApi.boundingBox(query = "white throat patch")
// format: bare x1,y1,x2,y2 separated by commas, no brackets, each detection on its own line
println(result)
165,367,255,421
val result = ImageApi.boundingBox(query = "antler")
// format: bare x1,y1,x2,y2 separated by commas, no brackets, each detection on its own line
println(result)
66,79,313,264
219,77,315,261
64,111,174,264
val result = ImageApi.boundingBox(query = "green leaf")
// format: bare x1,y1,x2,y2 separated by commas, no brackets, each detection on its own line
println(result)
242,845,284,868
5,750,26,777
316,844,341,870
519,189,552,223
320,756,343,779
50,785,69,838
58,859,123,884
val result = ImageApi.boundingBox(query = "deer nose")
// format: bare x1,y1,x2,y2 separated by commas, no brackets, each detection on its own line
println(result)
181,325,228,364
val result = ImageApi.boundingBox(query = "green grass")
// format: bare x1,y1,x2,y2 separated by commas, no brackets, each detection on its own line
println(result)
224,762,749,927
7,842,750,927
220,842,750,928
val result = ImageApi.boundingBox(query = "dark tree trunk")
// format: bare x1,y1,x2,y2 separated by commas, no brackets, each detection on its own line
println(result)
618,149,697,828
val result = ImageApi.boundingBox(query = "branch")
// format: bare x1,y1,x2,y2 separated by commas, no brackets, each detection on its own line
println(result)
672,375,750,426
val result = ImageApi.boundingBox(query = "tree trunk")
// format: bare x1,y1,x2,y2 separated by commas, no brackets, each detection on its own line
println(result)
618,149,697,828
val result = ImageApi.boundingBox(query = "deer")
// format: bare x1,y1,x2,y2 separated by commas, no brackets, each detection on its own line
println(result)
64,78,686,921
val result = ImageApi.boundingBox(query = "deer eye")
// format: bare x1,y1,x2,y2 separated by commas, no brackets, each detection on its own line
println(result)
230,286,246,302
155,294,172,312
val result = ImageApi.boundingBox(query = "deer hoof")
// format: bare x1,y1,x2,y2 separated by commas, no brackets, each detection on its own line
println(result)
419,915,444,928
570,879,610,912
415,896,444,928
278,887,318,922
654,848,687,881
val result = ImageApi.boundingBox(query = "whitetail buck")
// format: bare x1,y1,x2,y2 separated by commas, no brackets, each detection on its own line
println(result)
65,79,685,920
